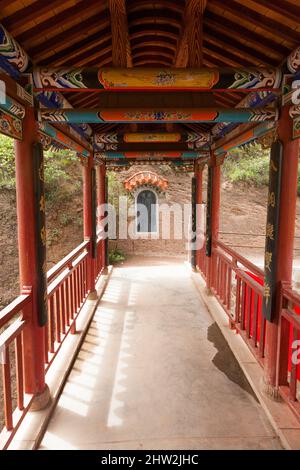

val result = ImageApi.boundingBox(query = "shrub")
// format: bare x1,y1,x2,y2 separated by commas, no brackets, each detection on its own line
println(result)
109,248,125,264
223,143,270,187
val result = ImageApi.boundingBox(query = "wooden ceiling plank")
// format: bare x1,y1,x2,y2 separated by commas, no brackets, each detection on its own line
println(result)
205,13,286,60
16,0,105,46
249,0,300,25
132,51,174,60
2,0,63,32
109,0,132,67
69,46,112,68
42,28,111,66
131,41,176,52
127,0,184,15
28,13,110,57
203,42,254,67
210,0,300,43
204,27,275,66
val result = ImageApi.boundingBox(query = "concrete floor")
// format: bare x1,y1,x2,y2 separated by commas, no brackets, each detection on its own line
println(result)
39,257,282,450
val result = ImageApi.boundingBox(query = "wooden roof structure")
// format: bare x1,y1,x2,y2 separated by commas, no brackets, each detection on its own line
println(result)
0,0,300,163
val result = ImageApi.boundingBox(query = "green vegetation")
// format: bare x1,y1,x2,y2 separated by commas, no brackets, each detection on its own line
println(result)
223,143,270,187
107,171,132,209
223,143,300,195
0,133,81,199
108,248,126,264
0,134,15,190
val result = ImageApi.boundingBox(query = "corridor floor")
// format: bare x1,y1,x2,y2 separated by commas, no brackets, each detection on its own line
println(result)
39,257,282,450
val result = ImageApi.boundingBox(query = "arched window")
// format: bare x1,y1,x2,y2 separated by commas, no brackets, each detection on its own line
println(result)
136,189,158,233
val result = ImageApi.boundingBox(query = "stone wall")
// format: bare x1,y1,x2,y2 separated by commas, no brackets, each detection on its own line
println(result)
108,164,193,258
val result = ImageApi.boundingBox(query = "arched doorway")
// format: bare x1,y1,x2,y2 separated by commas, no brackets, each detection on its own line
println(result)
136,189,158,233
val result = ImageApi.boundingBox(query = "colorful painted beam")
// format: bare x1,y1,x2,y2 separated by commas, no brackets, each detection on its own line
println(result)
286,45,300,74
211,90,276,139
95,131,210,145
293,118,300,140
95,151,208,160
0,94,25,119
0,73,33,106
0,24,31,73
0,108,22,139
0,24,92,143
289,105,300,140
214,121,275,156
39,107,278,124
38,122,90,157
32,67,282,92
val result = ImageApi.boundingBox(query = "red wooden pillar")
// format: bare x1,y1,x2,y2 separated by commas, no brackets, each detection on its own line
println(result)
264,106,299,395
14,107,50,407
206,154,221,292
96,162,107,270
195,161,203,268
83,155,97,299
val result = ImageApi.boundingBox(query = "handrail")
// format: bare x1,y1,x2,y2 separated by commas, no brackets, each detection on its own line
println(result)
0,293,31,329
47,239,89,282
213,239,264,278
282,285,300,307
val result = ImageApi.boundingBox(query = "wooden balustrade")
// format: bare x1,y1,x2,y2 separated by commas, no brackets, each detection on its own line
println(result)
209,240,266,362
45,242,89,368
0,291,32,448
0,237,106,448
277,285,300,419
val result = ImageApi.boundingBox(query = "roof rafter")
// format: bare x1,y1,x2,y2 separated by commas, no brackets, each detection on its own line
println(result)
175,0,207,67
109,0,132,68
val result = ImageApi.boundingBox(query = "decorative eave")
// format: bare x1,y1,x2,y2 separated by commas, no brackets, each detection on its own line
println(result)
124,171,168,192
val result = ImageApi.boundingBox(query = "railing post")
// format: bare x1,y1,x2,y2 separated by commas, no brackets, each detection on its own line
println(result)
263,105,300,398
96,161,108,271
83,154,97,299
194,160,203,270
206,152,221,293
14,106,50,408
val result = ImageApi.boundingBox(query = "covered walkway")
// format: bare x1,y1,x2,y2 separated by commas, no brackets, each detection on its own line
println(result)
40,258,281,450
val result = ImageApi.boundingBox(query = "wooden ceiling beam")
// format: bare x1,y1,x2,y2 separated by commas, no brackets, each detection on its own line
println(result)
128,8,182,24
175,0,207,67
204,27,275,66
109,0,132,67
134,54,173,63
29,15,110,59
129,17,181,29
16,1,106,46
42,28,112,66
75,47,112,68
131,32,178,45
127,0,184,15
203,43,253,68
129,23,179,40
132,51,174,61
131,41,176,52
250,0,300,25
1,0,64,33
205,11,289,58
134,60,171,66
210,0,300,43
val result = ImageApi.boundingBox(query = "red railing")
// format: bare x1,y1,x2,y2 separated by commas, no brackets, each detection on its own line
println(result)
277,285,300,419
210,240,266,362
0,237,106,448
95,233,104,282
45,240,89,368
0,291,32,448
197,245,207,279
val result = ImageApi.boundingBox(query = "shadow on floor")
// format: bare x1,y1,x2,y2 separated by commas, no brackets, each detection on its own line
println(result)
207,322,258,401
